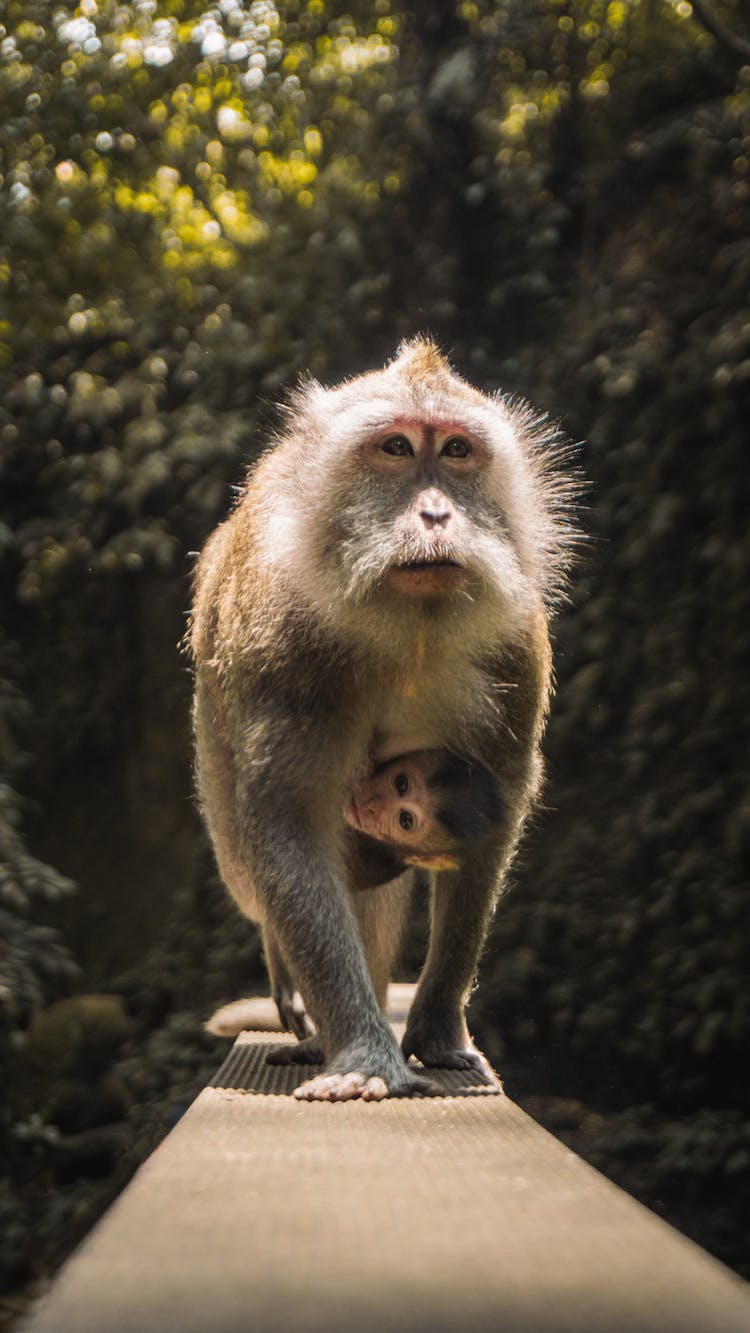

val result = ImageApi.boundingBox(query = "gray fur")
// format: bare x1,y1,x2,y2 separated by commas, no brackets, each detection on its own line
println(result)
187,339,576,1101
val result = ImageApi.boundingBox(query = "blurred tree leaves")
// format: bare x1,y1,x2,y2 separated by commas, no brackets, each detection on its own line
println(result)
0,0,415,600
1,0,749,1117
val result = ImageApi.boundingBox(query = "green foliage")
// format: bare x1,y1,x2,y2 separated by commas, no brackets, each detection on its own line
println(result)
0,781,78,1047
0,630,78,1120
0,0,411,599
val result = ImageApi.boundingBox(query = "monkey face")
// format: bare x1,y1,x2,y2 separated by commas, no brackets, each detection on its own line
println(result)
319,408,532,617
362,422,482,599
257,339,578,627
344,752,445,853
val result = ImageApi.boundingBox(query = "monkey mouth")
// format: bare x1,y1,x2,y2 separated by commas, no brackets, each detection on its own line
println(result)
387,558,466,597
396,559,461,572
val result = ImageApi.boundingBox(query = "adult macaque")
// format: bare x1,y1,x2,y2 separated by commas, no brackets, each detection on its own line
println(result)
345,749,503,874
189,338,577,1102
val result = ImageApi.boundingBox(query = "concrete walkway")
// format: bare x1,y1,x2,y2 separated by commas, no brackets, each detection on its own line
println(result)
23,991,750,1333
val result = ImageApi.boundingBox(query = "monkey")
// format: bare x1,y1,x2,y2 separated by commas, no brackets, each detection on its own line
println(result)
188,337,578,1102
344,748,504,878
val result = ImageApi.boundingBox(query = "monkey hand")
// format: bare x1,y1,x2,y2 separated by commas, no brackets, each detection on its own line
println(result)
402,1012,503,1091
293,1031,442,1102
272,983,316,1042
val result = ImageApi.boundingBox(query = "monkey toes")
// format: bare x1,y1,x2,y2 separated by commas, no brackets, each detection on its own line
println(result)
423,1049,502,1090
403,1033,502,1090
266,1035,325,1066
293,1069,441,1102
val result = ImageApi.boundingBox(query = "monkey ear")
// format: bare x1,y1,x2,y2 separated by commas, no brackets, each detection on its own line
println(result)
402,853,461,872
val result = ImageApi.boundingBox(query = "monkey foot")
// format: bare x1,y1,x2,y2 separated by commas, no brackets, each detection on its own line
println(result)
293,1069,441,1102
293,1072,389,1102
409,1046,502,1090
266,1035,325,1066
273,987,315,1042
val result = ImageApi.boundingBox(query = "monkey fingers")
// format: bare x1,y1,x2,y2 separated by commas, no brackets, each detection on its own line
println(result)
266,1035,325,1066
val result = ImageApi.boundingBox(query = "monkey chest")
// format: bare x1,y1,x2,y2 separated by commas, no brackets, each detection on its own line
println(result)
370,659,489,762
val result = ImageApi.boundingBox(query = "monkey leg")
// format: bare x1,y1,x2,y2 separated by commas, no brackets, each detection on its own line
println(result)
266,1034,326,1066
293,876,442,1101
262,925,315,1042
351,873,413,1011
263,925,322,1061
293,876,440,1100
240,804,439,1101
193,687,317,1051
402,853,503,1090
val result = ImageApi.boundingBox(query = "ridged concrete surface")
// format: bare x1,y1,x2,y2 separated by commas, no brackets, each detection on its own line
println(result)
23,1025,750,1333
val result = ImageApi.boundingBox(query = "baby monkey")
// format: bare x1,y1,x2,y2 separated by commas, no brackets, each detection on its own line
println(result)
344,750,503,878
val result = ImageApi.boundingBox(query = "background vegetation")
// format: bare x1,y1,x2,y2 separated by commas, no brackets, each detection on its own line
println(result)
1,0,748,1317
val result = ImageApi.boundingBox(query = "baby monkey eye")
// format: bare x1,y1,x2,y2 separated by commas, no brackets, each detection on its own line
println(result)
399,809,415,831
381,434,413,457
442,436,471,459
394,773,409,795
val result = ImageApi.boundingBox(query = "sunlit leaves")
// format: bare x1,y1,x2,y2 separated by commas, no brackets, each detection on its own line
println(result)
0,0,402,333
462,0,710,166
2,0,737,604
0,0,409,606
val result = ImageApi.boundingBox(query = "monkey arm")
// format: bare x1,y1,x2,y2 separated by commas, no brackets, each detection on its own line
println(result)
261,924,314,1041
230,767,432,1094
345,829,409,890
195,646,435,1094
401,846,504,1083
401,631,548,1087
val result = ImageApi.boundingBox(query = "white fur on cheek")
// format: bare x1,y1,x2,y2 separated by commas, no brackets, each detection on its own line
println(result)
257,500,304,571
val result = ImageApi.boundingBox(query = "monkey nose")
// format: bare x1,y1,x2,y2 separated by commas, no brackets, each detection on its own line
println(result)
419,493,453,529
420,506,452,530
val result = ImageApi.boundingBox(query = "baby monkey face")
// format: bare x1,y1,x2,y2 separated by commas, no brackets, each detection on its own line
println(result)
344,752,443,851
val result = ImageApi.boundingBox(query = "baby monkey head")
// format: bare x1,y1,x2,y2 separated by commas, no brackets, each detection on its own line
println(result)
345,749,504,871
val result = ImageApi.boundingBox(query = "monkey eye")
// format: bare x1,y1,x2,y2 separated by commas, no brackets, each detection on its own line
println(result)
441,436,471,459
381,434,413,457
399,809,415,831
394,773,409,796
